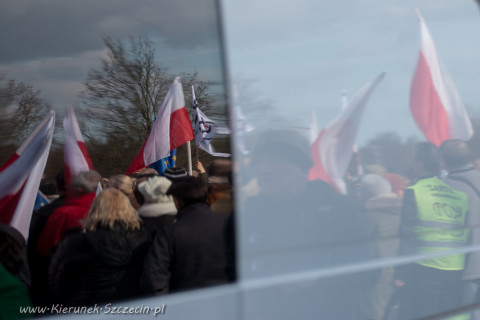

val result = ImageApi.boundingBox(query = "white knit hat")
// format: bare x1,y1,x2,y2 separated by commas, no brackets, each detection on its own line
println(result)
138,176,174,204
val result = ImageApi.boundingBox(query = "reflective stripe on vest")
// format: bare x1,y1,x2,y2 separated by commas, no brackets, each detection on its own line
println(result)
408,178,469,270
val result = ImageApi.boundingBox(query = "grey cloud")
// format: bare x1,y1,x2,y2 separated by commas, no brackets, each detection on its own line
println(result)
0,0,220,64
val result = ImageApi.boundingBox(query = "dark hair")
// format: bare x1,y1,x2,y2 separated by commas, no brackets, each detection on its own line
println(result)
39,183,57,196
167,176,208,206
0,224,27,279
415,142,440,174
439,139,471,169
55,170,66,193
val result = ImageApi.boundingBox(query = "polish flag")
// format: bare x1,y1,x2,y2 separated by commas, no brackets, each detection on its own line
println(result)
64,105,94,185
126,77,194,175
0,110,55,238
309,72,385,194
410,10,473,147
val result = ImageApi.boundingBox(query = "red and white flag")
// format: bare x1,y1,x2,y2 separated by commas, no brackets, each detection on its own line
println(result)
0,110,55,238
126,77,194,175
64,105,94,185
309,72,385,194
410,10,473,147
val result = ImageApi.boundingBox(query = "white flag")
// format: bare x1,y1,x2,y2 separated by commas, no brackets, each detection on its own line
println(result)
0,110,55,238
192,85,230,157
64,105,94,185
309,72,385,194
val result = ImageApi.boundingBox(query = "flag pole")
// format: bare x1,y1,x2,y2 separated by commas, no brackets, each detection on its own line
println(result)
186,141,192,175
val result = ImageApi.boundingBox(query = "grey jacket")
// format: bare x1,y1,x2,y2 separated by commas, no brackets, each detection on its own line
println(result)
442,164,480,280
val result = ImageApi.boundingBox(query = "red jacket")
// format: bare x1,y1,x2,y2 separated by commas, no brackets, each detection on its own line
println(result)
37,193,95,256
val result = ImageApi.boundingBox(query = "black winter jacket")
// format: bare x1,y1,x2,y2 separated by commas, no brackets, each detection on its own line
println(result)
49,222,150,306
141,202,228,294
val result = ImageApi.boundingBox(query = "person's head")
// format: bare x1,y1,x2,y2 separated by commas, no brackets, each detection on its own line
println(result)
107,174,136,196
365,165,387,175
83,188,141,231
139,176,173,204
132,168,159,208
382,173,407,198
207,159,233,194
439,139,471,170
163,167,188,181
414,142,440,177
135,168,159,185
69,170,102,197
138,176,177,214
357,174,392,203
39,183,58,199
167,176,208,209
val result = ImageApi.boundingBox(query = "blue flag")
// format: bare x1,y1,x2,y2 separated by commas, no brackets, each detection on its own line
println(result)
33,191,50,212
149,149,177,175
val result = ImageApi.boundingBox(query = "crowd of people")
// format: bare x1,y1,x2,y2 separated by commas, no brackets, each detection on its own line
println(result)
0,160,234,318
237,130,480,320
2,134,480,319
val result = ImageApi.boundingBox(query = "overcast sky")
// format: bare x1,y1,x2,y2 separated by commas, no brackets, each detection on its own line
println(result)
221,0,480,146
1,0,479,147
0,0,224,118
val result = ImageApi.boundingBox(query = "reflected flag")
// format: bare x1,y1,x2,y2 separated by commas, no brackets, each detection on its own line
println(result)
126,77,194,175
0,110,55,238
64,105,94,185
309,72,385,194
410,10,473,146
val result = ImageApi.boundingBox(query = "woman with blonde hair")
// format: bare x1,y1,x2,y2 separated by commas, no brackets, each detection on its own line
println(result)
106,174,138,208
49,188,150,307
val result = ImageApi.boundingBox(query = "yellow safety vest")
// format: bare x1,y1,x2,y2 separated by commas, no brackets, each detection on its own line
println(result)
408,178,469,270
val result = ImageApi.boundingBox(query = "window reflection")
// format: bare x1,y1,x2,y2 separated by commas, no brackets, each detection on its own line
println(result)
225,0,480,318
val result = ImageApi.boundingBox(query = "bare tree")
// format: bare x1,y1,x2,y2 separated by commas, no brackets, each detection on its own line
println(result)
359,132,419,179
80,35,221,174
0,74,51,163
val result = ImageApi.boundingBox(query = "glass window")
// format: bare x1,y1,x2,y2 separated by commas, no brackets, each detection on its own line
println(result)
222,0,480,318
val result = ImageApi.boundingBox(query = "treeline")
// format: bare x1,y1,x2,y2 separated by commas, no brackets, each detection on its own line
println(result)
0,34,229,180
